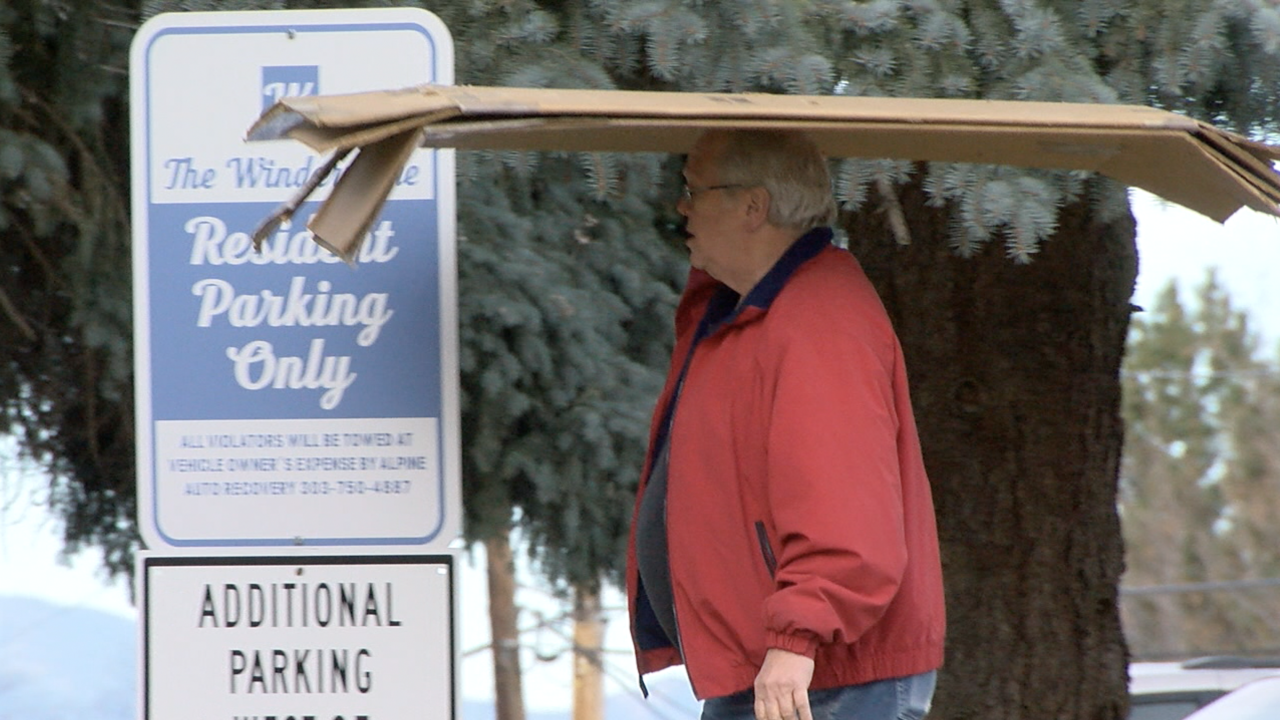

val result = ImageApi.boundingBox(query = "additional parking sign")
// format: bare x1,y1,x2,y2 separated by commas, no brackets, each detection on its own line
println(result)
142,554,455,720
130,10,459,552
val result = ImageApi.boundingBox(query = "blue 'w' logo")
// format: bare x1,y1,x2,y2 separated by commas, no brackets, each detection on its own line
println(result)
261,66,319,111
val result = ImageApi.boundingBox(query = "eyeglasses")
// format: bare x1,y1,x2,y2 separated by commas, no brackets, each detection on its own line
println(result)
680,183,746,202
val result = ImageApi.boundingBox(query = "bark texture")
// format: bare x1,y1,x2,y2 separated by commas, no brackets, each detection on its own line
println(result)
572,588,605,720
486,534,526,720
845,179,1136,719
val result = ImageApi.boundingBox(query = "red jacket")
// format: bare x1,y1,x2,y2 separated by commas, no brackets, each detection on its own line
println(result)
626,231,946,700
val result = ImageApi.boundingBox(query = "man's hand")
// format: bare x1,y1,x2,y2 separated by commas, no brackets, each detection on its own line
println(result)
753,648,815,720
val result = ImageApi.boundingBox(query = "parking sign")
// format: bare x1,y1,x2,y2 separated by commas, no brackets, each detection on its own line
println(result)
130,9,459,552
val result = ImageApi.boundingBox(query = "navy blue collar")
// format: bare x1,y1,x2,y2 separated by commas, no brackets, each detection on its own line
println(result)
698,227,834,334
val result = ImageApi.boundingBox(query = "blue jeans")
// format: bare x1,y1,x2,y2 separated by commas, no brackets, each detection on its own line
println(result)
701,670,937,720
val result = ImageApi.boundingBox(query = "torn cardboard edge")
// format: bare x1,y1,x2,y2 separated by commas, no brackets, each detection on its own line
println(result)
249,84,1205,135
251,128,424,264
246,84,1280,259
308,127,424,263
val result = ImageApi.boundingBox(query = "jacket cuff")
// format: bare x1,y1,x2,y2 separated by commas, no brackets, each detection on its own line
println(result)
766,630,820,659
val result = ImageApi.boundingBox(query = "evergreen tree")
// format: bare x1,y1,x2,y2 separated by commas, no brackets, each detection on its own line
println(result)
1121,274,1280,658
453,145,683,588
813,5,1280,717
0,0,137,577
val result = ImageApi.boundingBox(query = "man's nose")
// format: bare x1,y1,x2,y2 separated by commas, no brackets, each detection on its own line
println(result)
676,195,691,216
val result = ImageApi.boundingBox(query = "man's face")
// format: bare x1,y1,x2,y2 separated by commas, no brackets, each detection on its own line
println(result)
678,134,746,283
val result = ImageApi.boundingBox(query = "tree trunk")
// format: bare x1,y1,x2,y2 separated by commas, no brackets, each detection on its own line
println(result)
486,533,526,720
845,179,1135,719
572,587,605,720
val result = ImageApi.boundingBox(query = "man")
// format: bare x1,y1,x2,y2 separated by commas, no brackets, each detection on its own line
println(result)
626,129,946,720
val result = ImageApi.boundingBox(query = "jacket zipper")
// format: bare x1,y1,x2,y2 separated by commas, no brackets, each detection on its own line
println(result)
645,309,721,700
667,438,701,698
665,380,707,700
755,521,778,579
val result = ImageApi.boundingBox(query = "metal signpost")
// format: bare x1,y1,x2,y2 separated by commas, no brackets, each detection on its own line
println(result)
129,9,459,718
143,555,455,720
130,8,458,551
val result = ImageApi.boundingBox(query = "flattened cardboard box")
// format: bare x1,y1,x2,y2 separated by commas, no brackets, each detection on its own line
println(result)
247,84,1280,261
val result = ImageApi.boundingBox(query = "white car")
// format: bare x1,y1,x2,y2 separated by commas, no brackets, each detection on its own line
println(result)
1182,675,1280,719
1129,657,1280,720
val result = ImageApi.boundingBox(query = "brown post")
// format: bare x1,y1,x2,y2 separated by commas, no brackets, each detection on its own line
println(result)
572,587,605,720
486,533,526,720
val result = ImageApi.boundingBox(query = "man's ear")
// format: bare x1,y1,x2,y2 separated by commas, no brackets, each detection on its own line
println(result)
743,186,771,230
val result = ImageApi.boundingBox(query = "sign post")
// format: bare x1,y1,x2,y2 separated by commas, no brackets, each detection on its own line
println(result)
129,10,459,718
129,9,459,552
143,555,455,720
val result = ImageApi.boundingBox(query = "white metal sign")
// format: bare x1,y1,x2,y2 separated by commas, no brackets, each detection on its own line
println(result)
129,10,460,552
142,554,455,720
